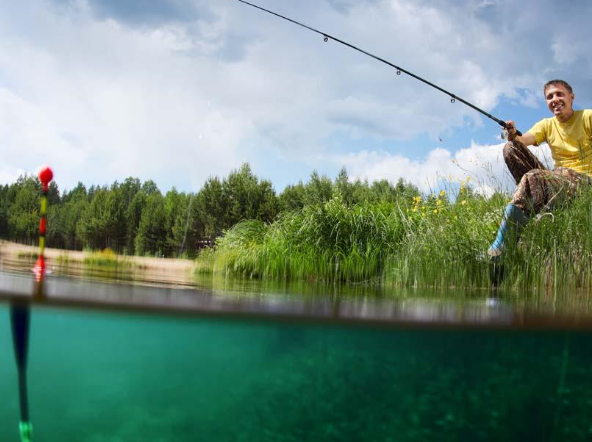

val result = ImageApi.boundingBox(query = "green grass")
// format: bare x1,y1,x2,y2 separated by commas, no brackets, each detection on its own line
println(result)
196,187,592,292
55,254,75,265
83,248,132,268
17,251,38,260
204,196,404,283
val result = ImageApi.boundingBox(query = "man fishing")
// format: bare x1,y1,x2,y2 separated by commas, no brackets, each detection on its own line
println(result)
487,79,592,262
233,2,591,281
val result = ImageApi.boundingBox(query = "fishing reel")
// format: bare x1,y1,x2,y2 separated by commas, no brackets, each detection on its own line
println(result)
500,127,522,140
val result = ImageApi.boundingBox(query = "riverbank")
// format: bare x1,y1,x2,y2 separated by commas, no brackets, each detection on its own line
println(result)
0,240,197,286
197,191,592,292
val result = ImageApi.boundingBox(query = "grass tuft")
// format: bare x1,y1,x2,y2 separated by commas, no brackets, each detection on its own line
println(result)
83,248,132,268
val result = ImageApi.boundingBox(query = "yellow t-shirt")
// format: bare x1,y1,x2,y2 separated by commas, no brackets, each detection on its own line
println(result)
528,109,592,176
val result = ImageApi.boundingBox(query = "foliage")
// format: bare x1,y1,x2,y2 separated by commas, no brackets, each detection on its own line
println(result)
7,176,41,244
205,177,592,292
213,195,406,283
83,248,132,268
135,191,168,256
0,163,280,257
8,163,590,292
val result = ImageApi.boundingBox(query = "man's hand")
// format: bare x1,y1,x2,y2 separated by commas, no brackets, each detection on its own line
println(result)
504,120,535,146
505,120,518,141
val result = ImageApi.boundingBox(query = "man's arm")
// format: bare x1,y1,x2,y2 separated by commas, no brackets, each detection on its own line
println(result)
506,120,536,145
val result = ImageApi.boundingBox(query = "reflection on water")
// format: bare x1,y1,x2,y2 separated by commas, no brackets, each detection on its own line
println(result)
0,253,196,288
3,250,592,323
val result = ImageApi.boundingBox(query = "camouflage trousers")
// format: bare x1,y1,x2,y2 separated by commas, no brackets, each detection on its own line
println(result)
504,140,591,213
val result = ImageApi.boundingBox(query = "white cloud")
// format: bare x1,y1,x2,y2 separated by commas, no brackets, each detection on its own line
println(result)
0,0,589,193
337,141,554,197
552,32,585,65
0,165,27,185
0,5,251,191
518,90,541,109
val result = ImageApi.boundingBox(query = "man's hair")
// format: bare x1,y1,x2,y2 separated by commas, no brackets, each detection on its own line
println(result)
543,79,573,94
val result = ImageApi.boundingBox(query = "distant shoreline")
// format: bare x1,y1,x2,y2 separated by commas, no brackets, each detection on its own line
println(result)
0,240,196,280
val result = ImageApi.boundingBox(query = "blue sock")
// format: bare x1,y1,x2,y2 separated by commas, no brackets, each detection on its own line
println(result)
489,203,529,255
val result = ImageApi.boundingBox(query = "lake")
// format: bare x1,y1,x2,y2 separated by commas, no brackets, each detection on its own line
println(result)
1,258,592,441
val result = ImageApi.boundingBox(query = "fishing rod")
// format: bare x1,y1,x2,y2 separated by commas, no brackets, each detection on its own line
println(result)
233,0,522,137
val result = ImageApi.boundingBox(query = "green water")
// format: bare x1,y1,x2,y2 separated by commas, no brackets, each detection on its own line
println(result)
2,304,592,441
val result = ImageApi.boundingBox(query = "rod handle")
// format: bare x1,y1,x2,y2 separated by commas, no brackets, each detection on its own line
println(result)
500,123,522,139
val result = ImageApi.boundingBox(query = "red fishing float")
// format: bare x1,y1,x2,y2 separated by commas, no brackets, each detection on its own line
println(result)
33,165,53,283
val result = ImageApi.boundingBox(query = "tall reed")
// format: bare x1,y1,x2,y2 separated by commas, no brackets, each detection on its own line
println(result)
199,187,592,292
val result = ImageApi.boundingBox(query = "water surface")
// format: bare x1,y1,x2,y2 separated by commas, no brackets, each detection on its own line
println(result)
2,255,592,441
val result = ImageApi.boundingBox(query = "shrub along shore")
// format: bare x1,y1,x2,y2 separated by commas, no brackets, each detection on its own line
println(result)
199,184,592,292
0,164,419,258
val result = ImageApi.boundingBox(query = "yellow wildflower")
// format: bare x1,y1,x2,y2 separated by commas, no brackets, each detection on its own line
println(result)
439,190,446,197
461,200,467,205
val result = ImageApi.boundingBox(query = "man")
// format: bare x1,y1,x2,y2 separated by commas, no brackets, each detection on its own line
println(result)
488,79,592,260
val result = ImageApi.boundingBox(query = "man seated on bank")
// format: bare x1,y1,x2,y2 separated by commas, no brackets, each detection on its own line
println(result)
488,79,592,259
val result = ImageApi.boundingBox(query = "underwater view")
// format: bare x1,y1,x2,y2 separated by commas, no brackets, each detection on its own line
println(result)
1,268,592,442
1,301,592,442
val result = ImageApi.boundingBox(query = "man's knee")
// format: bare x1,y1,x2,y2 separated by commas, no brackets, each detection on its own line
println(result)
503,141,517,158
503,140,527,162
512,169,546,211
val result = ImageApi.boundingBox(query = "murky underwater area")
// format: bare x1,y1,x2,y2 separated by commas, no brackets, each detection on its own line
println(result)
1,303,592,441
2,264,592,441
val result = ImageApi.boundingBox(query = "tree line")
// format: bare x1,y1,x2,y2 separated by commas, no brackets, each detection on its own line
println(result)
0,164,419,258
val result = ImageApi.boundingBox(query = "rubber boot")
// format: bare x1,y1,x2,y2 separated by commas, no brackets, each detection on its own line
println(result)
488,203,530,287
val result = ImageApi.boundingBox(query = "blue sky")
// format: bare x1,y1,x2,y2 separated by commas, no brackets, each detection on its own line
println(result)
1,0,592,195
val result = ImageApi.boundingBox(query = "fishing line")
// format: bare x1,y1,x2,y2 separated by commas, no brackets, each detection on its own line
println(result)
233,0,522,137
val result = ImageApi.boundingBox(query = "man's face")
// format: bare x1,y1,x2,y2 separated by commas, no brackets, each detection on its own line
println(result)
544,84,574,121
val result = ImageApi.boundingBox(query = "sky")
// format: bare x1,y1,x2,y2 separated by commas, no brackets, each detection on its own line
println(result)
1,0,591,196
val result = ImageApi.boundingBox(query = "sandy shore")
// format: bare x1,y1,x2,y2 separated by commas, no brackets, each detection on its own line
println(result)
0,240,196,275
